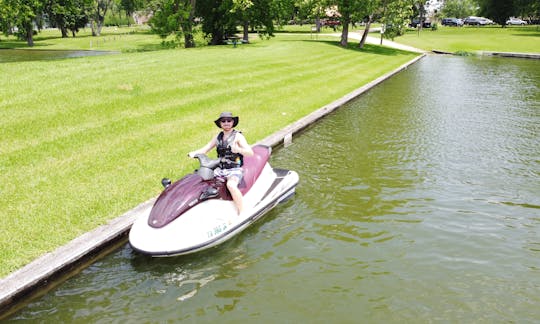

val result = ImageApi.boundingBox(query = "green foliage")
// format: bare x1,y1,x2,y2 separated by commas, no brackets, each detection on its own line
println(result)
441,0,478,18
478,0,515,25
454,50,473,55
147,0,196,47
0,0,44,45
381,0,413,40
104,9,134,26
196,0,237,44
46,0,90,37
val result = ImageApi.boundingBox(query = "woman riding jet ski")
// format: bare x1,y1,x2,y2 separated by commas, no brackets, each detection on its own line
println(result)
129,112,299,256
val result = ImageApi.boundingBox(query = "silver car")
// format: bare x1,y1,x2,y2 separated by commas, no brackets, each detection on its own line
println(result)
506,18,527,25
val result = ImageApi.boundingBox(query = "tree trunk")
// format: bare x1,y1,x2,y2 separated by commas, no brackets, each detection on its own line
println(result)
183,0,196,48
211,30,223,45
25,22,34,47
358,16,372,49
90,19,98,36
315,17,321,33
340,11,351,47
340,22,349,46
242,21,249,43
61,26,69,38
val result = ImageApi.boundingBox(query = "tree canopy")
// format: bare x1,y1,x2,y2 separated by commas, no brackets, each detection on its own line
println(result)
1,0,538,47
441,0,477,19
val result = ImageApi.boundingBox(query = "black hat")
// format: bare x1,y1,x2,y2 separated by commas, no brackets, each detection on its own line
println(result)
214,112,239,128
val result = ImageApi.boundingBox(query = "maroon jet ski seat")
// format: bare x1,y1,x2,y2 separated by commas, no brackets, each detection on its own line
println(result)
239,145,271,195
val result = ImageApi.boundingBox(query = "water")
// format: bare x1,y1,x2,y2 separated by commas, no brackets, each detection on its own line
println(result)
6,55,540,322
0,49,118,63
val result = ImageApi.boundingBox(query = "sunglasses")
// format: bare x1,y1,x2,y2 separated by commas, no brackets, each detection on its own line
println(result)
220,119,233,123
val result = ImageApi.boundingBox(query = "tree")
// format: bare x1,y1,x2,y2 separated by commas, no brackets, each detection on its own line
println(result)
335,0,352,46
295,0,324,32
230,0,253,43
88,0,113,36
0,0,44,46
149,0,196,47
478,0,515,26
515,0,539,21
270,0,296,26
196,0,240,45
120,0,142,25
357,0,381,48
441,0,477,18
46,0,89,37
380,0,413,41
229,0,275,43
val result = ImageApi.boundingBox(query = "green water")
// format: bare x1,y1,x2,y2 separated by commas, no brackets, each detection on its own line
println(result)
7,55,540,322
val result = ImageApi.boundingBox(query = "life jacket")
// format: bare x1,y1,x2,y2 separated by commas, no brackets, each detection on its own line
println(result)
216,130,243,169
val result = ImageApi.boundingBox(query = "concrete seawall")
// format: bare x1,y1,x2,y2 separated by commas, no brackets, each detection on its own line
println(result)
0,53,426,318
480,51,540,59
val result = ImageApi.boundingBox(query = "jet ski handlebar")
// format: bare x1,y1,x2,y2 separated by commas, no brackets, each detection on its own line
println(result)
193,154,221,169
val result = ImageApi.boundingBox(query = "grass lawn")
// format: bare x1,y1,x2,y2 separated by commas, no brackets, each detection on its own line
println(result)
0,30,420,277
396,25,540,53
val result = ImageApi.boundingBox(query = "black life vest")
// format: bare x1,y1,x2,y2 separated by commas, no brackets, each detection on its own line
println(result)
216,130,243,169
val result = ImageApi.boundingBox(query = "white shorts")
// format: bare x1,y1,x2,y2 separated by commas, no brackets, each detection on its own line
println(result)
214,167,243,182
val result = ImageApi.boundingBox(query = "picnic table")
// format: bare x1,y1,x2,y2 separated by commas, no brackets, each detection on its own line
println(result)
228,36,241,48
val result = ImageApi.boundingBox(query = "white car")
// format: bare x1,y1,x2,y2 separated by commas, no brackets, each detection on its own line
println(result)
506,18,527,25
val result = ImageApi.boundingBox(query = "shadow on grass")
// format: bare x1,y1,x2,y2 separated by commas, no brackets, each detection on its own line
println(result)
511,32,540,38
0,39,29,49
297,38,415,56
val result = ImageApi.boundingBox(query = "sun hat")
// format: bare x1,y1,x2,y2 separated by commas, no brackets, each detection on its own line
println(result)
214,112,239,128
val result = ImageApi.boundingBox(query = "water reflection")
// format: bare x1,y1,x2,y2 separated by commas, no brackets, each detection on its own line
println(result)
7,55,540,322
0,49,118,63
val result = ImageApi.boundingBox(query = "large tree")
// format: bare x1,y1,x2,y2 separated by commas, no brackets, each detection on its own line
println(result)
270,0,296,26
0,0,44,46
380,0,413,41
88,0,113,35
230,0,275,43
352,0,381,48
295,0,324,32
478,0,515,25
46,0,90,37
149,0,196,47
196,0,237,45
515,0,539,20
441,0,477,18
120,0,143,25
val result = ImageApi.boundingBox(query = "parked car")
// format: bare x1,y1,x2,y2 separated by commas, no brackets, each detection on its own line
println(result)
464,16,493,26
441,18,463,26
463,16,481,25
409,18,431,28
506,17,527,25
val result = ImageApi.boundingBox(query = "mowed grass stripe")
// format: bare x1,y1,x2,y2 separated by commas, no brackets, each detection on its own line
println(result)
2,40,402,155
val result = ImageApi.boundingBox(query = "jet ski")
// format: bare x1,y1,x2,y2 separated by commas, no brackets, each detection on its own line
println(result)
129,144,299,256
